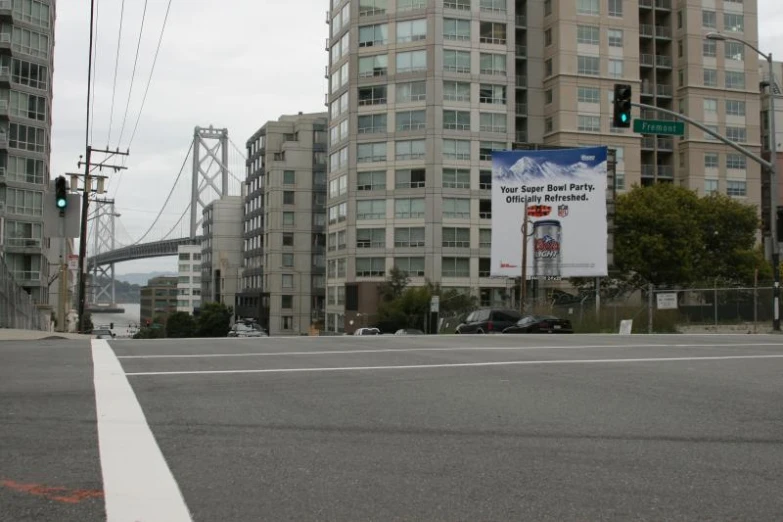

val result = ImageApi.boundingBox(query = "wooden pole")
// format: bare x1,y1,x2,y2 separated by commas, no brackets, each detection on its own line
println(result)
520,199,529,316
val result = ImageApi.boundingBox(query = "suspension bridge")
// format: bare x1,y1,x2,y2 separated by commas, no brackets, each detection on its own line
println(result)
84,125,249,309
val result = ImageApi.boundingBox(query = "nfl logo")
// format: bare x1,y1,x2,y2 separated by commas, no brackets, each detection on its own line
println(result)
558,205,569,218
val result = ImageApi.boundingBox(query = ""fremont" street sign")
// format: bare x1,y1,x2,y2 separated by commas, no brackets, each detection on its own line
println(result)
633,119,685,136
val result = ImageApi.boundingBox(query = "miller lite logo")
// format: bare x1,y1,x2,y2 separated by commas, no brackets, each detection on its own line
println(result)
557,204,569,218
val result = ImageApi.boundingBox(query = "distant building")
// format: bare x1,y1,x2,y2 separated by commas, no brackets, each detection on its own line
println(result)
235,112,328,335
140,276,178,325
201,196,243,310
176,244,202,314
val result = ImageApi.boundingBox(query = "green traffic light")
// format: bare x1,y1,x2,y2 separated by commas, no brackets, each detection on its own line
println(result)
621,113,629,123
57,198,67,209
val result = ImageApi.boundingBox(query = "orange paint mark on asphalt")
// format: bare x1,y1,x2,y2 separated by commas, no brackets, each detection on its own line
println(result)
1,479,104,504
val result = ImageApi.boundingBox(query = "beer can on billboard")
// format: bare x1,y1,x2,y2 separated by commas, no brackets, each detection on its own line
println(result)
532,220,561,278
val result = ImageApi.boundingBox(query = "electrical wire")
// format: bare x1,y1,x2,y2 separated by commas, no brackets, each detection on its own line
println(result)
89,0,100,145
116,0,149,147
106,0,127,146
126,0,174,151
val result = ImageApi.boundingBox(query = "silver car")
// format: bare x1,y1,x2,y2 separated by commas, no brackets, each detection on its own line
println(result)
228,323,268,338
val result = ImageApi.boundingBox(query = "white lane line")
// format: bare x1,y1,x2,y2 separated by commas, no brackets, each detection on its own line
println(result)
124,354,783,377
116,342,783,359
92,339,193,522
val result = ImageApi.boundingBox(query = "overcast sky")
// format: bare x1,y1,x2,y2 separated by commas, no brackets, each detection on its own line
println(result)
51,0,783,276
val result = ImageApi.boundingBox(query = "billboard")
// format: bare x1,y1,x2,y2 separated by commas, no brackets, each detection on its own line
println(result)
490,147,608,279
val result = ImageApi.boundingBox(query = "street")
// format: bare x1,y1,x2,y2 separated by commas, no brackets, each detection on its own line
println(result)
2,334,783,521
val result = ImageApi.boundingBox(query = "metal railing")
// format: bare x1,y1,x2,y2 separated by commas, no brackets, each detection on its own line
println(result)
640,54,654,66
0,255,46,330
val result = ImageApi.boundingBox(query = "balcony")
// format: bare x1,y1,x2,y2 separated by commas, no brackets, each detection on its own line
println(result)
11,271,41,285
515,102,527,115
640,54,654,67
516,131,528,143
641,84,654,97
0,1,10,16
655,55,672,68
515,75,527,88
6,238,42,250
655,26,672,39
639,0,653,7
657,137,674,151
641,164,674,178
641,164,656,177
641,137,656,150
0,131,8,148
656,84,673,97
657,165,674,177
515,45,527,57
0,65,9,85
655,0,672,10
0,99,7,118
515,14,526,27
639,24,653,38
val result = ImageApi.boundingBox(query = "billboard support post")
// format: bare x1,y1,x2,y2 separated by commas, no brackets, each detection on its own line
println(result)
520,198,529,316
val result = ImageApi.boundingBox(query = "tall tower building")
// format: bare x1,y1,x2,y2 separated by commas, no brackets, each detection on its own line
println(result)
325,0,761,333
0,1,57,313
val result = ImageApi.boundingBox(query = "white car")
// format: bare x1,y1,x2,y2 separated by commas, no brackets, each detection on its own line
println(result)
353,327,381,336
228,323,268,338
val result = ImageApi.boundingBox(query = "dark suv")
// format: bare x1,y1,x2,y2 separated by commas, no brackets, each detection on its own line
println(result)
455,309,522,334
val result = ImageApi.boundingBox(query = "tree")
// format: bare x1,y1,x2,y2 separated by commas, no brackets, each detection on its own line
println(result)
377,286,431,332
614,184,768,287
195,302,232,337
379,266,409,301
166,312,195,338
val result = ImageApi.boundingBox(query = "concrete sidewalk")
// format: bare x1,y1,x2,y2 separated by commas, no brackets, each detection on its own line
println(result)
0,328,92,341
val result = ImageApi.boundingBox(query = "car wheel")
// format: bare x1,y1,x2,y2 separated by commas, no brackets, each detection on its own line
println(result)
476,328,484,334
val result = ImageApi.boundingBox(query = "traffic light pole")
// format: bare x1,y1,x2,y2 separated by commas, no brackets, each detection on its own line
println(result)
629,100,778,331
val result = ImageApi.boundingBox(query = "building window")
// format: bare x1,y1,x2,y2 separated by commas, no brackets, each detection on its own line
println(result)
726,100,745,117
608,59,623,78
703,68,717,87
545,89,553,104
577,86,600,104
479,228,492,248
394,227,425,247
545,117,553,133
358,85,387,105
724,13,744,32
577,0,599,15
577,25,600,45
442,227,470,248
478,84,506,105
544,29,552,46
398,0,427,10
9,123,46,152
282,274,294,288
395,168,426,188
395,198,426,218
608,0,622,17
396,110,426,131
443,198,470,219
704,179,719,195
356,257,386,277
443,168,470,188
479,141,505,161
282,211,295,226
480,0,507,13
703,39,716,57
704,153,719,169
359,0,388,17
608,29,623,47
479,22,507,45
703,98,717,114
356,199,386,220
726,180,746,197
442,257,470,277
283,191,295,205
443,49,471,73
281,295,293,309
357,228,386,248
479,53,506,75
395,139,426,160
396,18,427,42
444,18,471,41
479,112,507,133
283,170,295,185
358,54,389,78
444,110,471,130
357,142,387,162
445,0,471,9
282,232,294,246
443,80,471,101
397,50,427,73
357,170,386,190
577,56,600,76
281,316,293,330
396,80,426,102
282,253,294,267
704,124,719,141
726,153,747,169
545,58,552,77
702,10,716,29
394,257,425,276
359,23,389,47
577,115,601,132
443,139,471,160
725,71,745,90
725,41,744,61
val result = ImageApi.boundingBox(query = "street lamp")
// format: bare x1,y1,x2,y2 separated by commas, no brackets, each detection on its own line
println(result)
706,32,779,331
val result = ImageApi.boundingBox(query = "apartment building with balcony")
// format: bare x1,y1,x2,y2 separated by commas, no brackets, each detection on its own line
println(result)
0,0,57,313
176,244,202,314
235,113,328,336
325,0,761,332
200,196,243,310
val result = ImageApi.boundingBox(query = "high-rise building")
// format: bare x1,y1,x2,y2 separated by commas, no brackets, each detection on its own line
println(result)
325,0,762,332
140,276,178,325
0,1,57,317
201,196,243,310
236,113,328,336
176,244,202,314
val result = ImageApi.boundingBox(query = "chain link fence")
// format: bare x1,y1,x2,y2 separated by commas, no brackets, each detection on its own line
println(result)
0,255,47,331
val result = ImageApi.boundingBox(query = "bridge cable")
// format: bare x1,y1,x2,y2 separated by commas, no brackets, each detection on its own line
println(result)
161,201,191,241
130,141,192,246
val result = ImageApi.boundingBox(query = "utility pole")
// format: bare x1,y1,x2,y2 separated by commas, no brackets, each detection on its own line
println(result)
75,148,128,333
520,199,529,316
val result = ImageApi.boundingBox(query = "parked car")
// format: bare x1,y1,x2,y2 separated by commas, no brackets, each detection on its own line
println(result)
502,315,574,334
455,309,522,334
394,328,424,335
354,327,381,336
92,328,115,339
227,322,268,338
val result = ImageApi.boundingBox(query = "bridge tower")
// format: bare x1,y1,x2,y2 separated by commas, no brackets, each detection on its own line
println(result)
191,126,230,238
89,198,121,311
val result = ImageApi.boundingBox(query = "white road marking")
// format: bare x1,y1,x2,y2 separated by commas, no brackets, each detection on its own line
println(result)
124,354,783,377
92,339,193,522
116,342,783,359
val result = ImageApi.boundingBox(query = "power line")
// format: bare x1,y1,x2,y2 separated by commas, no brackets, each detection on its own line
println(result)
126,0,174,151
89,0,100,145
106,0,127,146
131,141,192,245
116,0,149,147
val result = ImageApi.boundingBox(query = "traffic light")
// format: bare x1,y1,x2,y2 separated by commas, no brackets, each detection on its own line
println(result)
55,175,68,211
613,84,632,128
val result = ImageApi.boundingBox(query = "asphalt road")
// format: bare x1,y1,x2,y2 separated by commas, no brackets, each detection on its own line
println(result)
2,334,783,521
